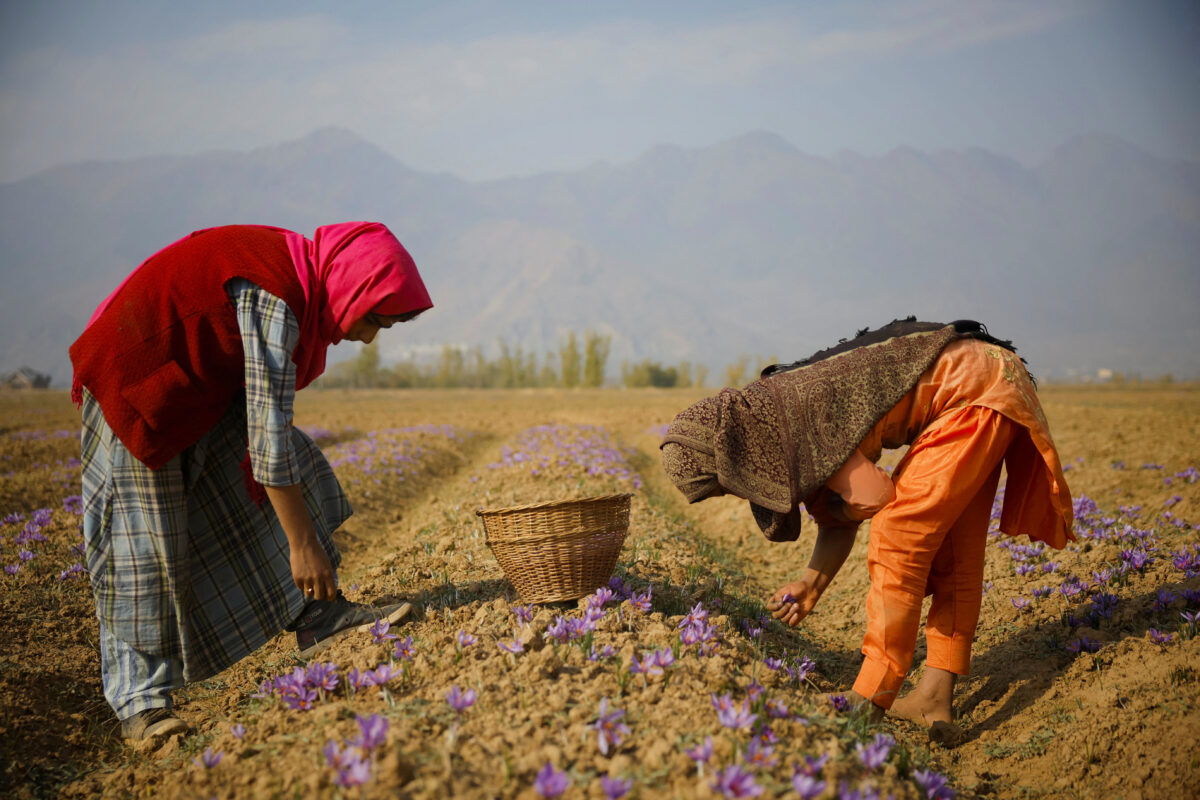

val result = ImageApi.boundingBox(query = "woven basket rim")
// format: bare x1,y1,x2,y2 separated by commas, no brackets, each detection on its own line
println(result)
475,492,633,518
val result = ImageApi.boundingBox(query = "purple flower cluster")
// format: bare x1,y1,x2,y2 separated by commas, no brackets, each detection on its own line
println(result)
487,423,643,489
324,714,389,788
324,425,464,481
678,602,721,656
255,659,402,709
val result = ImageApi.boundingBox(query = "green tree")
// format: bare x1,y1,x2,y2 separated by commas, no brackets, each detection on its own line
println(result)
583,330,611,388
356,340,380,387
559,331,582,388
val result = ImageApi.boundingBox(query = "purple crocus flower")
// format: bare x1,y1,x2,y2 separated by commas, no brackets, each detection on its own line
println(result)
333,754,372,788
498,639,525,654
446,685,477,713
763,656,783,671
1148,628,1175,646
456,630,477,649
1011,596,1032,612
306,662,340,692
710,764,764,798
600,774,632,800
230,723,246,739
370,618,398,644
792,774,827,800
913,768,956,799
193,747,223,769
714,695,757,730
368,664,402,686
588,644,616,661
795,752,830,777
533,761,570,798
686,736,714,763
743,738,778,770
765,698,790,719
856,733,894,770
592,698,630,755
354,713,388,750
629,587,652,612
829,694,851,712
392,635,415,661
589,586,615,608
679,602,709,629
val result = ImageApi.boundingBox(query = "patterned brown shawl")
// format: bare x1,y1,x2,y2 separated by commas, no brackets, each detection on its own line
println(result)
661,319,985,541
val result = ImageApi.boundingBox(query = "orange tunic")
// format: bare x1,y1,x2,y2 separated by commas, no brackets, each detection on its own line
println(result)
820,338,1073,548
811,339,1074,708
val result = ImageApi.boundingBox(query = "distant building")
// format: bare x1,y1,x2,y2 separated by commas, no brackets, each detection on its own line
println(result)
1,366,52,390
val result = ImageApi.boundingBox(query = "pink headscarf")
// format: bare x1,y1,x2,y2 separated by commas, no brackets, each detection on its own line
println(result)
286,221,432,388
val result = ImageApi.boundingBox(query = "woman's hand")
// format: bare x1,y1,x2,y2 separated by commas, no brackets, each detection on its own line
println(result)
289,534,337,602
767,579,822,627
264,483,338,602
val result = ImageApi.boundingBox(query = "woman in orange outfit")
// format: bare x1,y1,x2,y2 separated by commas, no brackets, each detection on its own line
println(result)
660,318,1073,740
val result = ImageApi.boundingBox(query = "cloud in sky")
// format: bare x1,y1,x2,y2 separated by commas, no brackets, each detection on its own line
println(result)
0,0,1196,182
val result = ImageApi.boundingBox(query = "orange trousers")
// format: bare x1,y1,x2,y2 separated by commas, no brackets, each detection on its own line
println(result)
852,405,1017,708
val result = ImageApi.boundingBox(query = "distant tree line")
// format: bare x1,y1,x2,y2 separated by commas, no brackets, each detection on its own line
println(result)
317,330,783,390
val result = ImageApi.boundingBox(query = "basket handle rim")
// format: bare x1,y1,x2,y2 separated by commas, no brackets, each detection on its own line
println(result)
475,492,633,517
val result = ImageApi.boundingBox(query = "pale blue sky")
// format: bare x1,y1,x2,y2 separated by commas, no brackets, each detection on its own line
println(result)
1,0,1196,183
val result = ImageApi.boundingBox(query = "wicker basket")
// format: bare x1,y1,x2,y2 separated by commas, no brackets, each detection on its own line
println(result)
476,493,632,604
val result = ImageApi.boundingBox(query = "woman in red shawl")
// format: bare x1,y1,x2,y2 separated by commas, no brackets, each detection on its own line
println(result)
661,319,1073,743
70,222,432,741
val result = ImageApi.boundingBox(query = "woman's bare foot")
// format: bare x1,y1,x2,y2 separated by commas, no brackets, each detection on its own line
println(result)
889,667,966,745
890,690,952,727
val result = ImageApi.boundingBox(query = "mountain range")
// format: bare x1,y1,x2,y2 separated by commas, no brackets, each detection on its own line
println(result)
2,127,1198,385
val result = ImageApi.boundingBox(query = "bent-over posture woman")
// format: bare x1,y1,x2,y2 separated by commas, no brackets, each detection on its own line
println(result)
70,222,432,740
661,318,1073,741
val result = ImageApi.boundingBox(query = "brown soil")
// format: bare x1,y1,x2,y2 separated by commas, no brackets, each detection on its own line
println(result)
1,385,1198,799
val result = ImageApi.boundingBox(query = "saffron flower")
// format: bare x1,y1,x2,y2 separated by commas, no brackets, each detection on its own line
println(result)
366,664,401,686
765,698,790,719
1011,596,1032,612
743,738,778,770
792,774,827,800
306,662,340,693
711,764,764,798
533,761,570,798
600,774,633,799
629,587,652,612
679,602,709,629
370,618,398,644
829,694,851,712
230,723,245,739
354,713,388,750
1067,636,1101,654
456,630,477,649
795,752,830,777
589,586,615,608
498,639,525,654
588,644,616,661
512,604,535,626
686,736,714,763
592,698,631,755
913,768,956,799
446,685,477,714
713,694,757,730
1148,628,1175,646
763,656,783,671
856,733,894,770
393,635,416,660
193,747,223,769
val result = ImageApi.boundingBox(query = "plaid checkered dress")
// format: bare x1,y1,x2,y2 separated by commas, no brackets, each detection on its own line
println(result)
81,280,349,682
